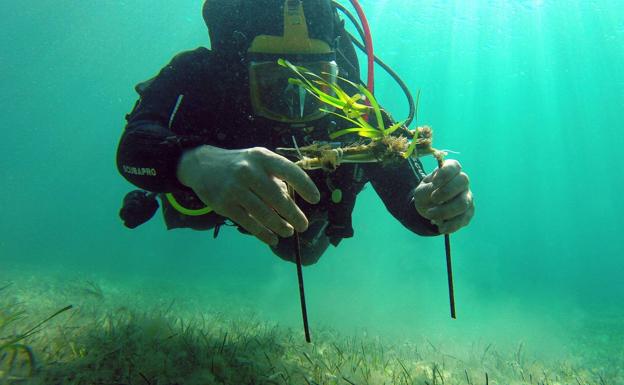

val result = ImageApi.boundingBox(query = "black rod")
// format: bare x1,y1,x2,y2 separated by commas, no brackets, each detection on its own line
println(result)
437,159,456,319
445,233,456,318
294,231,311,342
289,187,311,342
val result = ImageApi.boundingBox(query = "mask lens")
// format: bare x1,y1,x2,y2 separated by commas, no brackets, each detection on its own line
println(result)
250,60,338,123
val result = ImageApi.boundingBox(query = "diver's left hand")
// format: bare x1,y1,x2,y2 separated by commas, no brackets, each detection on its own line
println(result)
413,159,474,234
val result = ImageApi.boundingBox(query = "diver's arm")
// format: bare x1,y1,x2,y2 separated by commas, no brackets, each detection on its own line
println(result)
364,159,440,236
116,122,198,192
116,50,206,192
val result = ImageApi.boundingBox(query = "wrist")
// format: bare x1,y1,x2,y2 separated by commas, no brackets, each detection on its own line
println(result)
177,145,211,188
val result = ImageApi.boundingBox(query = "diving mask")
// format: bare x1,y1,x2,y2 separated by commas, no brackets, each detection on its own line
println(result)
249,59,338,123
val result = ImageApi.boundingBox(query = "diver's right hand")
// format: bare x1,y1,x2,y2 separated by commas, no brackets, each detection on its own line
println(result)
176,145,320,245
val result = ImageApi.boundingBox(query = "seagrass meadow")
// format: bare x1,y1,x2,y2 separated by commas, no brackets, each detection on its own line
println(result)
1,0,623,384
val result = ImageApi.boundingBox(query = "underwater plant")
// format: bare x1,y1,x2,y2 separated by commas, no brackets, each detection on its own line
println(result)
0,290,72,383
0,275,618,384
275,59,448,171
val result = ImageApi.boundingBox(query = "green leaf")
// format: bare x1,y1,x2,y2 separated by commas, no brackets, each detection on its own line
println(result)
414,89,421,126
279,59,320,94
281,59,392,140
334,74,361,90
356,84,384,132
403,89,422,158
404,137,419,159
288,78,344,109
329,127,381,140
282,60,356,111
0,305,73,350
0,310,26,330
354,114,377,132
384,120,406,136
312,79,348,100
320,109,363,127
357,131,384,139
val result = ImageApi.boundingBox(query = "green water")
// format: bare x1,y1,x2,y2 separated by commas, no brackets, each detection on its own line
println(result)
1,0,623,380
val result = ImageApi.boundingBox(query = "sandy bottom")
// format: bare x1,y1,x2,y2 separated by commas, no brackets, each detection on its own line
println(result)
1,269,621,385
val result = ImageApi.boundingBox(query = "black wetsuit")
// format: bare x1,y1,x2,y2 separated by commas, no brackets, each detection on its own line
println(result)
116,47,439,265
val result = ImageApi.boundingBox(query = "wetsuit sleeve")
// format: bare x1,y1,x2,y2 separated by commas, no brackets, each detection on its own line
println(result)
116,52,204,192
364,158,440,236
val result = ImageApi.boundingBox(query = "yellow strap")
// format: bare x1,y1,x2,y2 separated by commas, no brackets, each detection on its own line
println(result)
165,193,213,216
247,0,332,55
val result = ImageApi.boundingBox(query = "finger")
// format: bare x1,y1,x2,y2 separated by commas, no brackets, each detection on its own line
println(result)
414,182,433,209
431,172,470,204
226,205,278,246
249,175,309,233
238,190,295,238
422,170,435,183
259,151,321,204
413,178,435,210
427,190,473,221
275,178,289,194
438,204,474,234
432,159,462,188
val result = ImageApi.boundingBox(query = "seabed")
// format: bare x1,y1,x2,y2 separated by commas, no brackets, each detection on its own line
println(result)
1,271,621,385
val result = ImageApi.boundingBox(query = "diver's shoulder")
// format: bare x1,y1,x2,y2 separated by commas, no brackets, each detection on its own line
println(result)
169,47,213,67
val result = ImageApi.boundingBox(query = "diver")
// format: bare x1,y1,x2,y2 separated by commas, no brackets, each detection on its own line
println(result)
116,0,475,266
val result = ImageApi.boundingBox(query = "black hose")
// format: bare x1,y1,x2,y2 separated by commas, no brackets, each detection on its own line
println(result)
333,1,366,44
333,1,416,128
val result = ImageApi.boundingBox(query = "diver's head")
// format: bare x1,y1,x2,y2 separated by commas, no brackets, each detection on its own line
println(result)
203,0,340,123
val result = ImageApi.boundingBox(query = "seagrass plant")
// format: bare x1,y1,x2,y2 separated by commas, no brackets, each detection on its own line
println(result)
276,59,448,170
0,284,72,382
